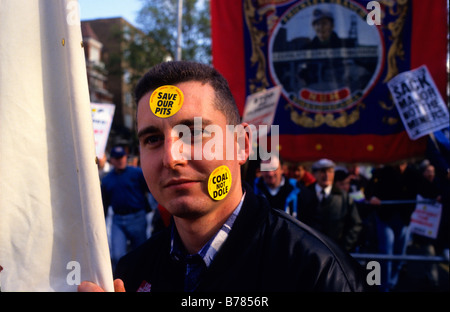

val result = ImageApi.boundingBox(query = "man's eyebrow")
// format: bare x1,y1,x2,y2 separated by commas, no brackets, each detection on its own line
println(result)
137,125,159,139
177,118,215,127
137,118,215,138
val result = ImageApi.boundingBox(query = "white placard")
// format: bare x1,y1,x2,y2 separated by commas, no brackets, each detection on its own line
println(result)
242,86,281,137
91,103,115,159
387,65,449,140
409,195,442,239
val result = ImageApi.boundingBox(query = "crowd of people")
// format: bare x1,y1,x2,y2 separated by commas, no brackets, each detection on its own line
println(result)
89,60,449,293
245,156,449,291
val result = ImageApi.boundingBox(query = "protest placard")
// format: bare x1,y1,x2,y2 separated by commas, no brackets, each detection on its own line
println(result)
409,195,442,239
387,65,449,140
91,103,115,159
242,86,281,138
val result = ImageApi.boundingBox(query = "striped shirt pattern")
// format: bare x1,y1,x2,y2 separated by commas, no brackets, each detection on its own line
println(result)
170,193,246,291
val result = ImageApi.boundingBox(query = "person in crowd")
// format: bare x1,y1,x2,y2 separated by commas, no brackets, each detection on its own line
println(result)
333,169,351,193
432,161,450,262
101,145,153,271
289,162,316,187
298,159,363,253
254,156,301,217
417,160,442,201
347,163,369,196
435,167,450,263
334,168,376,253
406,160,442,290
79,61,369,292
366,160,419,291
346,163,372,219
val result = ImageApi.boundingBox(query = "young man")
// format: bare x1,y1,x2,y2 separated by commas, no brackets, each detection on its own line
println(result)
79,61,369,292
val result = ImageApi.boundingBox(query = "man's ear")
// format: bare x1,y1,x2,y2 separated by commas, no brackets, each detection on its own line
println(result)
235,122,252,165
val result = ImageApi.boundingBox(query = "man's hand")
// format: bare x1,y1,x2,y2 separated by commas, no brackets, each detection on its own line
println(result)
78,279,126,292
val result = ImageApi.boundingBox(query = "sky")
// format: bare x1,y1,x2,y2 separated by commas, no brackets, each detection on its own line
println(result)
78,0,143,27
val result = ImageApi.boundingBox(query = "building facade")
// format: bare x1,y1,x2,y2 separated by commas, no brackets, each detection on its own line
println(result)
81,17,170,154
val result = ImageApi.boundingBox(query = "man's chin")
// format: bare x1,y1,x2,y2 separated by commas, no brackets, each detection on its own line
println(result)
164,197,210,220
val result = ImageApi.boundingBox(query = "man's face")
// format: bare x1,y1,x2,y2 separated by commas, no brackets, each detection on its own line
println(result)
110,155,127,170
314,167,335,188
260,160,283,189
137,81,248,219
334,177,350,193
313,18,333,42
293,165,305,180
423,165,435,182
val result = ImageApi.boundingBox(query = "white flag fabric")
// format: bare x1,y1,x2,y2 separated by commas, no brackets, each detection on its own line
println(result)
0,0,114,291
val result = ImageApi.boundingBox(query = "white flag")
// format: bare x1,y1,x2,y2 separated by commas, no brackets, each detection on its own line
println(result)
0,0,114,291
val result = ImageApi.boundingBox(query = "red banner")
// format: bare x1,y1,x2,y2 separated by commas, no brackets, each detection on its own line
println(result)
211,0,448,164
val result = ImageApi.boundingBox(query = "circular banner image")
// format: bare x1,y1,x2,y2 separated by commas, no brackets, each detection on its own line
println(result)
208,165,232,201
149,85,184,118
268,0,384,113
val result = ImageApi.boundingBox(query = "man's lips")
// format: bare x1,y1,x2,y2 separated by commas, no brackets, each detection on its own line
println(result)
164,179,200,188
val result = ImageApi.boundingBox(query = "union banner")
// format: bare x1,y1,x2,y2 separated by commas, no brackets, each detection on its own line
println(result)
211,0,448,164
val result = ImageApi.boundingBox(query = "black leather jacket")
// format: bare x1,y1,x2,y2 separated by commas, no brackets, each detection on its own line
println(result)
115,183,369,292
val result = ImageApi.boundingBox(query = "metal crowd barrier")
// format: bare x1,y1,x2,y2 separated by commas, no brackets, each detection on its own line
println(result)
380,199,438,205
351,198,447,263
361,199,439,205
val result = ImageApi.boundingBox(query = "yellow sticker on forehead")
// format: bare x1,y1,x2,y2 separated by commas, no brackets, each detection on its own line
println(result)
208,165,232,201
149,85,184,118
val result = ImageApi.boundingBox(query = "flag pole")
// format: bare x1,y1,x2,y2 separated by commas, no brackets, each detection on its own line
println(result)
176,0,183,61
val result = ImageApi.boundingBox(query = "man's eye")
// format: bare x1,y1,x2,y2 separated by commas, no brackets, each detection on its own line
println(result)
144,135,163,145
192,129,203,137
178,128,204,144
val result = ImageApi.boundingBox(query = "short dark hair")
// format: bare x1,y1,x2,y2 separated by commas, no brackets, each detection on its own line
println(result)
134,61,241,125
334,169,349,182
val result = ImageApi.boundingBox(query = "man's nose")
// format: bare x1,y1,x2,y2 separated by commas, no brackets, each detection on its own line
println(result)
162,136,188,169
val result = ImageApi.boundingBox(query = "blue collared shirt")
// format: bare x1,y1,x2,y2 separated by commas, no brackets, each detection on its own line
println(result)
170,193,246,292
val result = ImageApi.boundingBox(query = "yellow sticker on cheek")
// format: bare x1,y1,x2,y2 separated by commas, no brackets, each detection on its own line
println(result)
208,165,232,201
149,85,184,118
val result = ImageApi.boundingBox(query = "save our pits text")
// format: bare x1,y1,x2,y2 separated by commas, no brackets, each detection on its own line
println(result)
155,92,178,115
